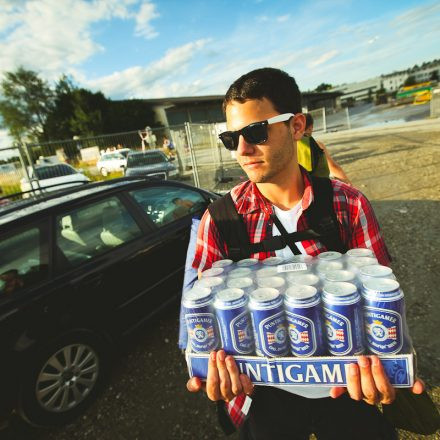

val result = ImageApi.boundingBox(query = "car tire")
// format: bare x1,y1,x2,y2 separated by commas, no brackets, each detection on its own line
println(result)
18,331,111,427
100,167,108,177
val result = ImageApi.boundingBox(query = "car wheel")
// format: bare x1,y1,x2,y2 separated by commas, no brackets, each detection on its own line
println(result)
100,167,108,177
18,332,110,427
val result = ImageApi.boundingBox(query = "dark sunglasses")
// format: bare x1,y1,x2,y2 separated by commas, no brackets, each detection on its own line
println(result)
218,113,295,151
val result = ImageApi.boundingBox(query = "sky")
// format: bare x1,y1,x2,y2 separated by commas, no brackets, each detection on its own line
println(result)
0,0,440,148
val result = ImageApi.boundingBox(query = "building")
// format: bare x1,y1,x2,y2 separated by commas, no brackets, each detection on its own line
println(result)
143,91,342,127
331,77,382,105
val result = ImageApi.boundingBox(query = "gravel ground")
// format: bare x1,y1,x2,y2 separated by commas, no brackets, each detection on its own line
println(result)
2,119,440,440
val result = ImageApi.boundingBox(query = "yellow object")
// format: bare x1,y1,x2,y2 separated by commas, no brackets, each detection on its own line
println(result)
413,90,432,105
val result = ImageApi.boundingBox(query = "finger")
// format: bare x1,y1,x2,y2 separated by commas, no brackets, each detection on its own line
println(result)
206,351,221,401
240,374,255,396
225,355,243,396
412,378,425,395
346,363,363,401
358,356,378,405
187,376,204,393
370,355,395,404
216,350,234,402
330,386,347,399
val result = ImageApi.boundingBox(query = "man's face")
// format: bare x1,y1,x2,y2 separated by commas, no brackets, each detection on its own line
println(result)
225,98,304,184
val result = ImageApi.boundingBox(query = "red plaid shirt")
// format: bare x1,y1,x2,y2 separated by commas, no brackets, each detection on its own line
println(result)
192,169,391,428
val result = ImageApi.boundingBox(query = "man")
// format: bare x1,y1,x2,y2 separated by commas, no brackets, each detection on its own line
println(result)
186,68,423,439
298,113,352,184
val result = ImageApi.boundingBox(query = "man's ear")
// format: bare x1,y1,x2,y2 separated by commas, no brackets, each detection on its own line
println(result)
291,114,306,140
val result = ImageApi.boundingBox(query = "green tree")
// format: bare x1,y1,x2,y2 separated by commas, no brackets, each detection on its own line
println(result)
403,75,417,87
430,71,439,82
0,67,54,143
315,83,333,92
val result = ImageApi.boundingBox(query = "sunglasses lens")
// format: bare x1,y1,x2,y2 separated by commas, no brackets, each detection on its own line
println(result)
219,132,238,150
242,123,267,144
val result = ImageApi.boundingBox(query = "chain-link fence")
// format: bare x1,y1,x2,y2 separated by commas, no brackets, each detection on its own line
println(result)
309,107,351,133
431,88,440,118
0,146,29,202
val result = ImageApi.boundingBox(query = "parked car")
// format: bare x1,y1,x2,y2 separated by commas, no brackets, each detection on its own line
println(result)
0,177,217,426
20,164,90,196
125,150,178,180
96,150,130,176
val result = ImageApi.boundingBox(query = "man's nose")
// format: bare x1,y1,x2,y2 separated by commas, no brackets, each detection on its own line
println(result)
236,135,255,155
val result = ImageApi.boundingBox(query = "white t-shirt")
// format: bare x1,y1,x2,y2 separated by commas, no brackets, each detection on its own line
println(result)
271,202,331,399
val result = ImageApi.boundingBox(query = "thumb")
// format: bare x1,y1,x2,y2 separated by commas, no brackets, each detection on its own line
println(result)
330,386,347,399
187,376,204,393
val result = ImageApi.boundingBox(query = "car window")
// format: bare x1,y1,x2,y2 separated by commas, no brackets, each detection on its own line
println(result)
130,186,207,226
35,164,76,179
56,196,142,268
0,227,48,297
127,152,167,167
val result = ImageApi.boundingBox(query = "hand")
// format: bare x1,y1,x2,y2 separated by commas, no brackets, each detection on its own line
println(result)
330,355,425,405
186,350,254,402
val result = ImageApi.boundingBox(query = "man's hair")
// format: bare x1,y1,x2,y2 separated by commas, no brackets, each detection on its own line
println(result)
305,113,314,129
223,67,302,114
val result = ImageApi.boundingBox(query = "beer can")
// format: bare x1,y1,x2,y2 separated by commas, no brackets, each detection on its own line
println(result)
226,276,254,295
262,256,284,266
362,278,407,354
212,259,234,273
317,251,343,262
358,264,396,285
255,266,279,278
322,282,365,356
183,287,219,353
249,288,288,357
194,276,225,293
257,276,286,295
284,285,325,356
284,254,314,271
315,261,344,279
201,267,225,279
237,258,259,268
286,273,320,289
346,248,374,258
228,267,253,279
214,288,254,355
346,256,378,273
324,270,359,289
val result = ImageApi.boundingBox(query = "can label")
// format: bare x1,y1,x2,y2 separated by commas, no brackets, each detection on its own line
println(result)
253,311,288,357
286,312,317,356
186,313,218,352
364,307,403,354
324,308,353,355
229,311,254,354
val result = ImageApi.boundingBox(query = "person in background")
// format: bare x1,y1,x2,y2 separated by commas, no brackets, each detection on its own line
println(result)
297,113,352,185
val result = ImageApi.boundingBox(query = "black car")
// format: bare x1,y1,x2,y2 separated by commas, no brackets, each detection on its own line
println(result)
124,150,179,180
0,178,217,426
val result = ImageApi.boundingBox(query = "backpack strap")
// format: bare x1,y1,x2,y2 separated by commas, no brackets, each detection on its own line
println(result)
309,136,324,173
306,176,347,253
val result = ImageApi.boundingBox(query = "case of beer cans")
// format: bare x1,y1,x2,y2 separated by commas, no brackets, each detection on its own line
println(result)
183,251,415,388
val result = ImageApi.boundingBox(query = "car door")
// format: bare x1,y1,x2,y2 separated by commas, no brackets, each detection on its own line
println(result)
128,183,213,301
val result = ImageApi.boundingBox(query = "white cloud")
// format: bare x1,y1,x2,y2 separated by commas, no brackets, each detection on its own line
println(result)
307,50,339,68
367,36,379,44
134,1,159,39
277,15,290,23
86,39,210,98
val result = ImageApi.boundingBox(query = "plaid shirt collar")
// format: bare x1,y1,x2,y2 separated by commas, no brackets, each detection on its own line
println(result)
232,167,314,216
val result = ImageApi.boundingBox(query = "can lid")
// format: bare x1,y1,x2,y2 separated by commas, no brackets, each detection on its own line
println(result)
363,278,400,293
346,248,374,258
347,256,378,268
360,264,393,278
249,287,280,302
228,267,252,278
237,258,259,267
325,270,356,283
258,276,285,289
212,259,234,268
201,267,224,278
285,254,313,264
316,261,344,275
256,267,278,278
323,281,358,298
317,251,342,261
286,273,319,286
216,288,245,302
285,285,318,301
262,256,284,266
195,276,224,288
184,286,212,301
227,277,253,289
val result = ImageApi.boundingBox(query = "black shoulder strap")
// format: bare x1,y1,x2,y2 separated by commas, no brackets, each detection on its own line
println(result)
306,176,347,253
309,136,324,172
208,193,251,261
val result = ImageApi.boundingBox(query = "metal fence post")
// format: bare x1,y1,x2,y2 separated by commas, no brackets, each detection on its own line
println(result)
184,122,200,188
22,142,41,192
345,107,351,130
322,107,327,132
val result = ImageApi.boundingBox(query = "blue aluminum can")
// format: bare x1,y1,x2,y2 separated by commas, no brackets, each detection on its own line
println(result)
183,287,219,353
214,288,254,355
228,267,253,279
226,276,254,296
237,258,259,268
324,270,360,289
358,264,396,285
284,285,325,357
322,282,365,356
262,256,284,266
212,259,234,274
201,267,225,279
194,276,225,293
257,276,286,295
362,278,407,354
317,251,343,262
248,288,288,357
